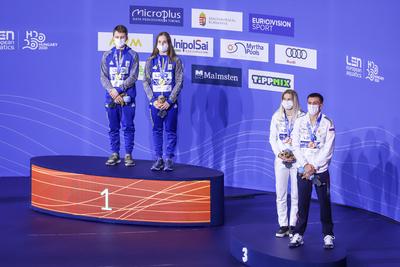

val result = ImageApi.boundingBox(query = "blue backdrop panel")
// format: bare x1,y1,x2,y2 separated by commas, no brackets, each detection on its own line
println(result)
0,0,399,221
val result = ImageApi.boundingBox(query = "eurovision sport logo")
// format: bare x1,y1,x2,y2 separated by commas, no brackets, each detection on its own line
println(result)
192,65,242,87
130,6,183,26
220,38,268,63
248,69,294,92
249,14,294,37
192,8,243,32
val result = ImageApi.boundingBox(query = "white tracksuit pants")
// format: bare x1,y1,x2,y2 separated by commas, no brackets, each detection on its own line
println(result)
274,158,298,227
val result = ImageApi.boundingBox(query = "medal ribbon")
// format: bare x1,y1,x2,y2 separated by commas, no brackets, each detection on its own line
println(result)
306,113,322,142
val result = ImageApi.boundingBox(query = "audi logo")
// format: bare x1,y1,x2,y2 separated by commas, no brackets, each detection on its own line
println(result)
285,48,307,59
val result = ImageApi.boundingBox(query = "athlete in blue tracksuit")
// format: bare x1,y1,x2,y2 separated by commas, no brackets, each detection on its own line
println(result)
100,25,139,167
143,32,183,171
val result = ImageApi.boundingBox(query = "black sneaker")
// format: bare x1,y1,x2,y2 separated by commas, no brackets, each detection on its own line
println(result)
289,226,295,237
289,233,304,248
275,226,289,238
163,158,174,171
124,154,135,167
105,153,121,166
151,158,164,171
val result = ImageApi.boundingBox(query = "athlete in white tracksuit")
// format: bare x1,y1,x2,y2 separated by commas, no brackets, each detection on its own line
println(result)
289,92,336,249
269,89,304,237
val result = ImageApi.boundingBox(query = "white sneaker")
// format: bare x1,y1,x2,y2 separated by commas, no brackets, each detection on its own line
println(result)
288,233,304,248
323,235,335,249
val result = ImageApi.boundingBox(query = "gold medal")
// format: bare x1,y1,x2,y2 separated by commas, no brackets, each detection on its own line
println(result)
158,78,165,85
308,141,316,148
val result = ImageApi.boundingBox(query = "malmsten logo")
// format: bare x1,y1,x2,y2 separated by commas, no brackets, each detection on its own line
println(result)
192,64,242,87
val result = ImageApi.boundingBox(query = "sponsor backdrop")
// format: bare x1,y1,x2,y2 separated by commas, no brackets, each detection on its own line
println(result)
1,0,399,221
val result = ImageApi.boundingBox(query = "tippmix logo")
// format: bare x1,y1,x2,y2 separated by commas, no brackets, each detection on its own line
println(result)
248,69,294,92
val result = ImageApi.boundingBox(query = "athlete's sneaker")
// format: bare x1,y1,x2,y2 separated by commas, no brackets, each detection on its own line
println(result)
124,154,135,167
163,158,174,171
323,235,335,249
275,226,289,237
151,158,164,171
105,153,121,166
289,233,304,248
289,226,295,238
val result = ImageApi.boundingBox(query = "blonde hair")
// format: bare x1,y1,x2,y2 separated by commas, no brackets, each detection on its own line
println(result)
277,89,301,121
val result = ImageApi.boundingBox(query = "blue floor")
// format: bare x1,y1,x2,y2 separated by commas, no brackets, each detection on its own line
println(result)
1,177,399,267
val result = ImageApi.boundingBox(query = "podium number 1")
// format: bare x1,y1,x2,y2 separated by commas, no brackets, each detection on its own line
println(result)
101,188,112,211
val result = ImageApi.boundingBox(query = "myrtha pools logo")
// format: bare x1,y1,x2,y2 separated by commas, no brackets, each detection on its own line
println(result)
22,31,58,50
220,38,268,63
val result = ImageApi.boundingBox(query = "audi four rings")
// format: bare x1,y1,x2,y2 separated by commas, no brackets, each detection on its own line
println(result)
285,48,308,59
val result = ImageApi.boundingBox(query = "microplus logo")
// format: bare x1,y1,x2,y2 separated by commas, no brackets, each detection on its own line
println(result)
249,14,294,37
192,65,242,87
172,35,213,57
130,6,183,26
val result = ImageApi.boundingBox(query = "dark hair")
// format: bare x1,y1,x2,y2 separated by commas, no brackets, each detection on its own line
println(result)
113,25,128,36
307,92,324,103
150,32,177,60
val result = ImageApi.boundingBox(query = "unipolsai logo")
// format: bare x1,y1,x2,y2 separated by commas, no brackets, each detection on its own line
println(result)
0,30,16,50
22,31,58,50
172,35,213,57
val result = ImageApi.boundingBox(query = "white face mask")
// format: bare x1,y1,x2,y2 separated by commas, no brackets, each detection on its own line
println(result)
114,38,126,49
281,100,294,110
157,43,169,53
307,104,320,115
